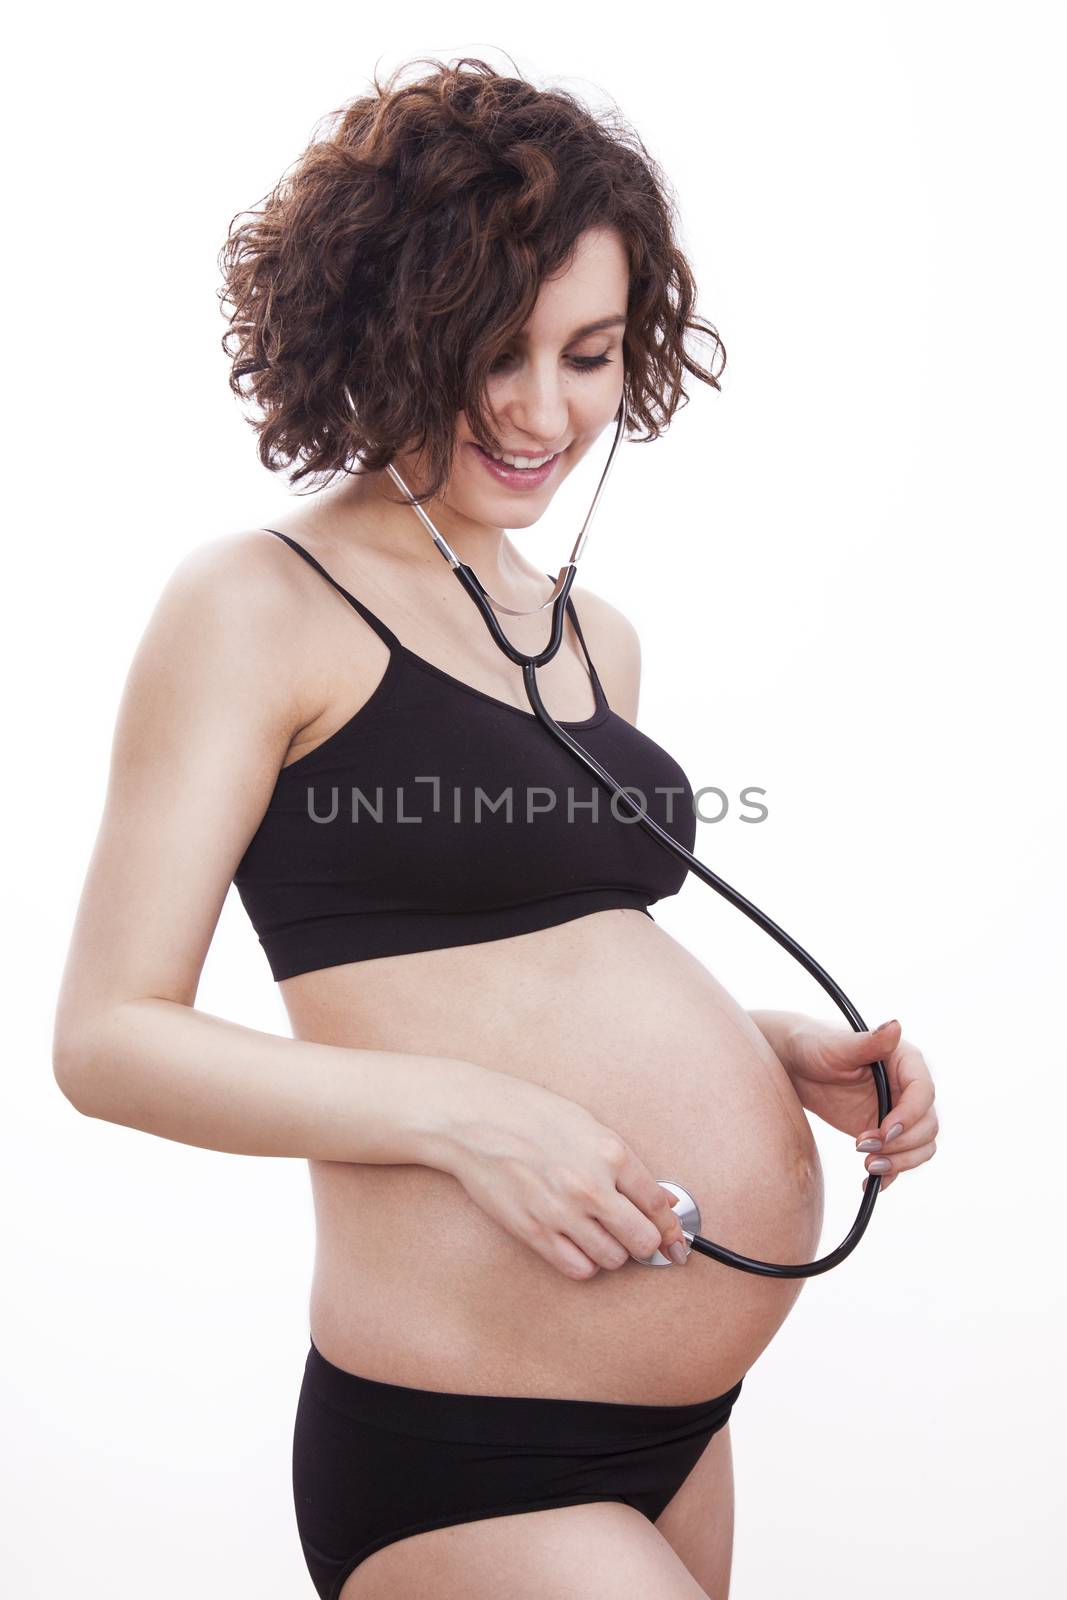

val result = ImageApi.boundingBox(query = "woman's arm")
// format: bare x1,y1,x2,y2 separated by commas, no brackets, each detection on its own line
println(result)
52,531,480,1170
55,995,482,1166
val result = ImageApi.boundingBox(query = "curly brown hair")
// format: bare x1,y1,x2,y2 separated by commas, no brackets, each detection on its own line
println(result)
219,55,726,501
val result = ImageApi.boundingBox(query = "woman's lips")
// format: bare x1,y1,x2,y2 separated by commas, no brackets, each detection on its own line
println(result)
470,441,561,490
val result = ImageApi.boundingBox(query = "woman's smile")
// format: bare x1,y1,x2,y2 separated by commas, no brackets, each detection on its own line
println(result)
467,439,564,490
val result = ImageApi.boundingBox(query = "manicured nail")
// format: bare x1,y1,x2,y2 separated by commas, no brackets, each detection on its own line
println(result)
884,1122,904,1142
668,1241,688,1266
856,1137,883,1152
868,1157,891,1173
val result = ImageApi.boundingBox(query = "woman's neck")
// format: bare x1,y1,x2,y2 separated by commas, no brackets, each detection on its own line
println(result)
316,469,550,600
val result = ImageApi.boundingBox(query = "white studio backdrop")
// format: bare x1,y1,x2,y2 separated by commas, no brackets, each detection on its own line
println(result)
3,2,1063,1595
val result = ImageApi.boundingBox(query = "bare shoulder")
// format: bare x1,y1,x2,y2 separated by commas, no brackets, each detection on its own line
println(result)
145,526,325,716
158,525,313,633
567,583,642,723
59,528,327,1018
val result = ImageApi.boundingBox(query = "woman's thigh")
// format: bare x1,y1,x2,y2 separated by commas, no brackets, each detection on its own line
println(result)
655,1421,735,1599
340,1501,711,1599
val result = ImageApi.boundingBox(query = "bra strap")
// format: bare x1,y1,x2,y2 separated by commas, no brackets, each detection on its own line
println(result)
262,529,401,651
547,577,607,710
567,599,607,708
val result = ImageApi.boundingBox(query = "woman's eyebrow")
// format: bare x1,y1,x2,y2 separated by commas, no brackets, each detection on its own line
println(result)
513,314,628,342
568,314,627,338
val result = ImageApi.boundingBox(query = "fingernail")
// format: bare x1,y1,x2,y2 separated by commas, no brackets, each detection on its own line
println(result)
876,1019,898,1032
668,1241,688,1266
868,1157,891,1173
856,1137,883,1152
884,1122,904,1142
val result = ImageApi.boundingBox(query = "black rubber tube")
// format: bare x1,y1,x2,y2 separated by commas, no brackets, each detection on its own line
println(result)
453,560,892,1279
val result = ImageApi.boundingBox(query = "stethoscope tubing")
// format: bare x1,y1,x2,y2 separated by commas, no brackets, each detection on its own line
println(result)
451,559,892,1279
384,399,894,1278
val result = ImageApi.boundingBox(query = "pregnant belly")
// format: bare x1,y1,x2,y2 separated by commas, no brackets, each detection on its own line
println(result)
290,911,826,1406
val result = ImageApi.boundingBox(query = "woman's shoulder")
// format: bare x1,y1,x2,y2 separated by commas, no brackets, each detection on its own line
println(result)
150,526,354,672
161,526,314,618
568,582,641,661
566,582,642,718
141,527,332,732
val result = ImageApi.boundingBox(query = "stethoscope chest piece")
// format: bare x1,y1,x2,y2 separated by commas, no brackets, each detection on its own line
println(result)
635,1181,702,1266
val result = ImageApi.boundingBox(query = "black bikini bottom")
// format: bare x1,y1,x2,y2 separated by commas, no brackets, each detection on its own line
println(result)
292,1336,744,1600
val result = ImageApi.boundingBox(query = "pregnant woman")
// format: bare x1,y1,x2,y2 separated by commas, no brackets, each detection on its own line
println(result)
52,57,938,1600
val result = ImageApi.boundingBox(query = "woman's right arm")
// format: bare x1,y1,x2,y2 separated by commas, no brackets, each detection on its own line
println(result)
51,531,688,1275
50,530,477,1168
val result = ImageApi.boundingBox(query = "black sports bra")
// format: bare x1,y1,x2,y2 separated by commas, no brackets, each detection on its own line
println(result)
233,529,697,980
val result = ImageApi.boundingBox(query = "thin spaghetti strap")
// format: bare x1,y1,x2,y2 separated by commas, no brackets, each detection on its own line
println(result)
561,588,608,710
261,528,401,651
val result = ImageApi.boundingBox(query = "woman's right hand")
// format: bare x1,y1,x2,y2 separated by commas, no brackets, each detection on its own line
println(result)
433,1065,690,1279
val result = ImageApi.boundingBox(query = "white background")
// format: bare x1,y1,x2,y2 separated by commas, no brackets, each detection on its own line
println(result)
4,2,1064,1595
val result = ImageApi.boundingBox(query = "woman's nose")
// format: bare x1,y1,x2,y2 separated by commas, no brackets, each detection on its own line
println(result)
502,375,570,445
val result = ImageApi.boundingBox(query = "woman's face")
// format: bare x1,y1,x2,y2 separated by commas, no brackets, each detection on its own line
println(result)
395,225,629,533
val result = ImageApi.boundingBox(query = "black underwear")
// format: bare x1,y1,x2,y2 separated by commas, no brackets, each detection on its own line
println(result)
292,1337,744,1600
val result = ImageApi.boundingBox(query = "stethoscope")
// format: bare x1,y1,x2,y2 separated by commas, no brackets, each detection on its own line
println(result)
381,396,894,1279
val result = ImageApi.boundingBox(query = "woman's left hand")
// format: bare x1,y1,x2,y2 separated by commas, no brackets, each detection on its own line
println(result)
785,1017,939,1192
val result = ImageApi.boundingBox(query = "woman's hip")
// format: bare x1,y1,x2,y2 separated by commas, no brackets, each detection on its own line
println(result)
292,1336,744,1600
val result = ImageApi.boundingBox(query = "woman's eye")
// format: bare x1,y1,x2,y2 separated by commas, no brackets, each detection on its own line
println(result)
489,352,613,375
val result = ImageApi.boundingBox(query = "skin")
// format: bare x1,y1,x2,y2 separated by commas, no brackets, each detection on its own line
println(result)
288,231,753,1596
278,227,634,624
54,223,938,1600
